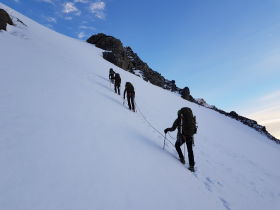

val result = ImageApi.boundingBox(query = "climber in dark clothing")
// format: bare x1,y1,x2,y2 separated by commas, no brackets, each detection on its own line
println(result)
114,73,121,95
164,108,196,171
123,82,135,112
109,68,115,84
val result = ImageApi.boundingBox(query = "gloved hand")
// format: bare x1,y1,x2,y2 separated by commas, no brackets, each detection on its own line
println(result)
164,128,169,134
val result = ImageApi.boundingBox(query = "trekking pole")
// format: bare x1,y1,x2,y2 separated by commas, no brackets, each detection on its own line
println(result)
163,133,166,150
184,143,186,158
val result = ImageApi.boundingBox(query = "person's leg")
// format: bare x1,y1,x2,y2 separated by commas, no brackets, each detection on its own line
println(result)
131,94,135,111
117,85,120,95
114,85,117,93
175,139,185,163
127,94,132,110
186,136,195,167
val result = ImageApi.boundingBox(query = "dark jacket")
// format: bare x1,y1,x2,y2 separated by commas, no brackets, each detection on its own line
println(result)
167,118,181,134
166,117,194,143
123,83,135,99
114,74,121,85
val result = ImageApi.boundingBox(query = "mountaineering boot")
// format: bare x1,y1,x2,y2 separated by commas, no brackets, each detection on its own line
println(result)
188,166,195,172
179,157,185,164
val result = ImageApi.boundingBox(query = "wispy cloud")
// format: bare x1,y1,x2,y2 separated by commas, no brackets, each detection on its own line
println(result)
242,90,280,139
90,1,106,19
46,17,57,23
45,23,53,28
247,108,280,139
63,2,81,15
79,25,95,30
259,91,280,103
77,31,87,39
74,0,88,3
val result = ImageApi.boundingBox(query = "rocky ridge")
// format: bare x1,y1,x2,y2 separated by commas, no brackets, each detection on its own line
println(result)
87,33,181,92
86,33,279,143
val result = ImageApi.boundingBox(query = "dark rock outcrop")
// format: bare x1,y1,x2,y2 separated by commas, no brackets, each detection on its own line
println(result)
103,51,133,70
0,9,13,31
181,87,191,100
87,33,131,70
87,33,123,51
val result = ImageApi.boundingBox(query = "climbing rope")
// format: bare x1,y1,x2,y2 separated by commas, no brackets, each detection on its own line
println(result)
110,80,175,148
135,101,175,147
168,132,177,141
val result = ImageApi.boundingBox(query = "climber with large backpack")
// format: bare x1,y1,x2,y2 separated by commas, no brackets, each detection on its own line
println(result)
164,107,197,172
114,73,121,95
123,82,135,112
109,68,115,84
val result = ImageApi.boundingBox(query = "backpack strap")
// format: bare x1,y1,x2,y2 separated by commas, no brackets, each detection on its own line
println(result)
179,115,183,135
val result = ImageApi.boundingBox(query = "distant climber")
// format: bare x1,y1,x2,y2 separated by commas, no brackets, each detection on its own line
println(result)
123,82,135,112
114,73,121,95
164,107,197,172
109,68,115,84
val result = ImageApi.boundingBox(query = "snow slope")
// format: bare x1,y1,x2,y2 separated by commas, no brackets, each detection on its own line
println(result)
1,4,280,210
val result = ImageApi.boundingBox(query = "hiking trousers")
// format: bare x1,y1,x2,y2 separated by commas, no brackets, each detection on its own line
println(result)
127,93,135,111
114,84,120,95
175,135,195,167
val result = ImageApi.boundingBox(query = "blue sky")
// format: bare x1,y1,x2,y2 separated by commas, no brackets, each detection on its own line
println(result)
2,0,280,137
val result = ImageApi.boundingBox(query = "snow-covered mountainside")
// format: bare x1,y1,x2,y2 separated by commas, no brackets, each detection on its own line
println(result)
1,4,280,210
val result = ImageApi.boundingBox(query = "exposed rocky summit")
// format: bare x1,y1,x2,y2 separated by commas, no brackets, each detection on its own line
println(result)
0,8,13,31
180,87,195,101
87,33,132,70
87,33,176,90
87,33,123,52
87,33,279,143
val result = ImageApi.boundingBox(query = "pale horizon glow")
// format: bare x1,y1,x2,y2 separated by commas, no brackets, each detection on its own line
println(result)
242,91,280,139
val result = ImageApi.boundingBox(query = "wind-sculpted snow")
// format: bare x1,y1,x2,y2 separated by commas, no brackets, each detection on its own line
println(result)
0,3,280,210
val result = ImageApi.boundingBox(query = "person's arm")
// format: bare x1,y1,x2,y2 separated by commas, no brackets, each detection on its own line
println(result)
164,118,178,133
